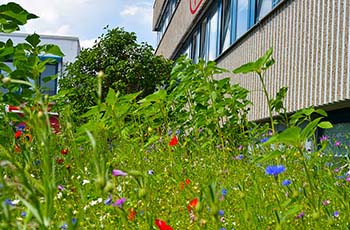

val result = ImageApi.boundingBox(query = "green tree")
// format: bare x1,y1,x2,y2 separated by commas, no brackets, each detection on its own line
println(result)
58,27,172,119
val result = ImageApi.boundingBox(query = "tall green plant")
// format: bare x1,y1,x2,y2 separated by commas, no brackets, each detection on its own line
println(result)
233,48,281,133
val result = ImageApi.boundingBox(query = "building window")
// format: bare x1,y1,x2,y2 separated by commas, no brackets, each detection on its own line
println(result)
182,42,192,58
173,0,283,61
221,0,234,53
236,0,249,39
257,0,273,20
192,29,201,63
156,0,179,45
0,58,60,96
40,63,58,95
206,5,220,61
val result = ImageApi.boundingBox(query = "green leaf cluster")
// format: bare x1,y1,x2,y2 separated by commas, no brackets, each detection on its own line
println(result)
0,2,38,33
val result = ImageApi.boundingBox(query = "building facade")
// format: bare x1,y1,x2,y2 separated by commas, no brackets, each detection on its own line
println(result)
153,0,350,129
0,33,80,95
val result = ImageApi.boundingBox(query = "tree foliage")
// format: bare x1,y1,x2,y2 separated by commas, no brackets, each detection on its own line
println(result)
58,27,172,118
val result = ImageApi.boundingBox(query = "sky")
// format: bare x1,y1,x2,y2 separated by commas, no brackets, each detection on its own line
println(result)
3,0,156,49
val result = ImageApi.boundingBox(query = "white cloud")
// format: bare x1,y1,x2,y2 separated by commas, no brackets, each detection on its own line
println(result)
120,6,140,16
120,5,153,26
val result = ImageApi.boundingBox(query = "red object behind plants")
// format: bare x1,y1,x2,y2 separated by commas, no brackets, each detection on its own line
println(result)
169,135,178,146
60,148,69,155
187,198,199,212
155,219,173,230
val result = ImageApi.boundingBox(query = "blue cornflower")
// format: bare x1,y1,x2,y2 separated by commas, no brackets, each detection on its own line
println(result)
104,195,112,205
333,211,339,218
20,211,27,217
260,137,269,143
265,165,285,176
221,188,227,196
218,210,224,216
60,223,68,230
72,218,77,225
4,198,14,206
282,179,291,186
148,169,154,175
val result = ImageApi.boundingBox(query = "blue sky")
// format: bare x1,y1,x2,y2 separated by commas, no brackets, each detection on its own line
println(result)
3,0,156,48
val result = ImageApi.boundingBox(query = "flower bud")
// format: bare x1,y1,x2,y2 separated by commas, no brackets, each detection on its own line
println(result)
2,77,11,84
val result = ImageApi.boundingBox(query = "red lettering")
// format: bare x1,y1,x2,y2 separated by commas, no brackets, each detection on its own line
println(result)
190,0,203,15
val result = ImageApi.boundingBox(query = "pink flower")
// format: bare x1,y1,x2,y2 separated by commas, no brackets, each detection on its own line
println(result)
112,169,128,177
114,198,126,208
322,200,330,206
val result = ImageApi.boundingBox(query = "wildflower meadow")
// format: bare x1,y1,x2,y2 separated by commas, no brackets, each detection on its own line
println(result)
1,2,350,230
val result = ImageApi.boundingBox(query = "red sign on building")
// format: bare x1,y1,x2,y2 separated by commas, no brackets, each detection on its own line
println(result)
190,0,203,14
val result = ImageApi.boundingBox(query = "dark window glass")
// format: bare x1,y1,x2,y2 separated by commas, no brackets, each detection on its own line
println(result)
200,18,208,60
40,64,58,95
257,0,273,20
192,30,201,63
207,8,219,60
236,0,249,39
221,0,233,52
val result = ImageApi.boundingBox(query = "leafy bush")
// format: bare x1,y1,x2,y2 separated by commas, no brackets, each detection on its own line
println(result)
58,26,173,123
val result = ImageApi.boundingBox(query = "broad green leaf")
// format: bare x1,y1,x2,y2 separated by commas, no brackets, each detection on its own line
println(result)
233,61,260,74
254,150,284,163
315,108,328,117
258,47,273,67
300,118,322,141
302,107,315,116
41,74,58,83
82,105,100,118
44,44,65,57
233,48,273,74
138,89,167,103
318,121,333,129
0,62,12,73
25,33,40,47
121,91,142,101
265,127,301,147
105,88,116,105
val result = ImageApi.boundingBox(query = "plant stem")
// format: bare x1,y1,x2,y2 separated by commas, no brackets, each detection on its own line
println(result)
258,72,275,133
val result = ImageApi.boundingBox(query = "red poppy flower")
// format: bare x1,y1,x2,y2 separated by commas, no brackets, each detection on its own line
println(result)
15,131,22,139
185,179,191,185
187,198,199,212
60,148,69,155
128,208,136,221
155,219,173,230
169,135,178,146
